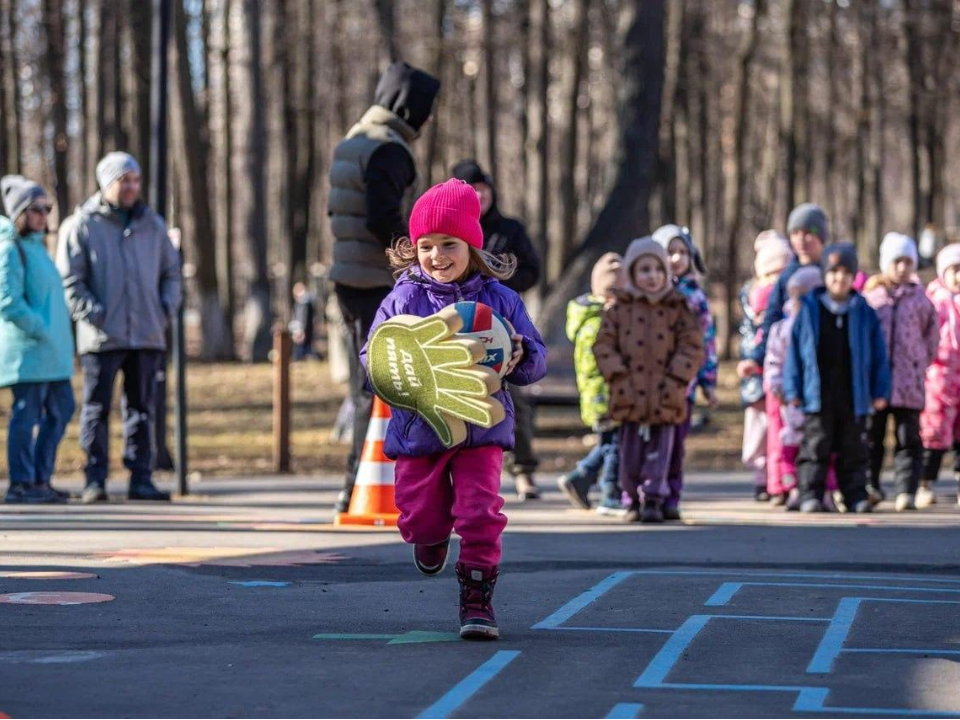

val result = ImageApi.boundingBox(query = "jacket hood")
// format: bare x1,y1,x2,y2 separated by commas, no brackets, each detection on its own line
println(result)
78,192,147,222
566,293,603,341
374,62,441,133
590,252,624,298
652,223,707,275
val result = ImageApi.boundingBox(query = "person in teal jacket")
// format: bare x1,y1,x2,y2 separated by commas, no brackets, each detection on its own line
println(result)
0,176,76,504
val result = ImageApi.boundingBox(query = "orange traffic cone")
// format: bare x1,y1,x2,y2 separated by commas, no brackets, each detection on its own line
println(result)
334,396,400,527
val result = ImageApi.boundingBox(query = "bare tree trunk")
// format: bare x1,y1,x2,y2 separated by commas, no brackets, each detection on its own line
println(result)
96,1,112,152
781,0,807,214
903,0,924,240
330,0,349,136
652,0,684,229
525,0,550,292
824,0,839,222
129,0,152,188
556,0,588,279
851,0,872,253
373,0,397,63
236,0,271,362
870,13,885,267
42,0,69,218
77,0,90,188
210,0,235,357
539,0,665,342
424,0,446,186
173,0,228,360
110,7,127,150
6,0,22,170
519,0,533,220
481,0,498,186
0,0,9,175
722,0,765,358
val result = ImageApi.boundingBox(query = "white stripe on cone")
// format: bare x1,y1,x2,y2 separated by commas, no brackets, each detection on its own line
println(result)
355,458,394,486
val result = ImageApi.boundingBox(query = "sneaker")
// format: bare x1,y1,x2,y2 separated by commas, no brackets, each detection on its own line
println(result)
785,488,802,512
595,498,625,516
865,484,885,507
825,491,844,513
557,472,592,510
895,493,916,512
640,501,664,523
754,487,771,502
769,493,787,507
456,563,499,640
515,473,541,501
4,484,66,504
623,500,642,523
413,539,450,576
854,499,873,514
80,484,108,504
333,489,352,515
799,498,823,513
915,483,937,509
38,483,72,501
662,505,682,521
128,482,171,501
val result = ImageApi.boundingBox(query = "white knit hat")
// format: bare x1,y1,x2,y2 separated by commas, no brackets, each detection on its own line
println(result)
879,232,918,273
936,244,960,281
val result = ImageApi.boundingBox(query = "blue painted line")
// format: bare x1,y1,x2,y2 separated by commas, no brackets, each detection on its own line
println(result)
633,568,960,585
606,702,644,718
228,581,291,588
634,615,711,688
793,686,960,717
707,581,960,608
711,614,831,622
417,650,521,719
807,597,860,674
531,571,633,629
540,625,673,635
657,681,805,692
857,597,960,606
845,648,960,656
704,582,741,606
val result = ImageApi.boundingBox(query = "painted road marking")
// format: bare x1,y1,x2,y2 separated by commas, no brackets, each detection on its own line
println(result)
228,581,291,588
313,630,462,645
0,571,98,580
605,702,645,718
0,650,107,664
0,592,114,605
531,571,633,629
417,650,521,719
706,581,960,607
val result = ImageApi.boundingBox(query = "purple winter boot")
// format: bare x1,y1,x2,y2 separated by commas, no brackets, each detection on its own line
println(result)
455,562,500,640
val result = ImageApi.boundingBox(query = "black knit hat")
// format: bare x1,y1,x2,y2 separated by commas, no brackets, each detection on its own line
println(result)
450,159,492,187
822,243,859,275
374,62,441,132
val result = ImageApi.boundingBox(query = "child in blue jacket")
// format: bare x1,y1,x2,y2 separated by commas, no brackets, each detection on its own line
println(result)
783,243,891,514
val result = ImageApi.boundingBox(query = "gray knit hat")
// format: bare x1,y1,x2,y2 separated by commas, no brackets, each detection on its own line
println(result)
822,243,858,276
1,175,47,222
96,151,141,191
787,203,829,242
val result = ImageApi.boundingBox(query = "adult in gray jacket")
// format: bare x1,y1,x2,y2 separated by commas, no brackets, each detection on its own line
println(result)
56,152,182,504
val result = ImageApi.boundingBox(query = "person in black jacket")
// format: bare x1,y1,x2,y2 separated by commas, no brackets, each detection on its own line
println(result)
328,61,441,515
452,159,543,500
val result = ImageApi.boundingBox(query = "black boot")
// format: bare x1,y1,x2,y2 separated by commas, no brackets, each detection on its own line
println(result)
456,562,500,640
128,481,171,501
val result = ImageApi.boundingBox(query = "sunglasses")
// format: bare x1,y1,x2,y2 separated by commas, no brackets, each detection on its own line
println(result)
27,204,52,215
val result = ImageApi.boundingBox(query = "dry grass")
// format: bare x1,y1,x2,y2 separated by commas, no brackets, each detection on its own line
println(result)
0,360,746,480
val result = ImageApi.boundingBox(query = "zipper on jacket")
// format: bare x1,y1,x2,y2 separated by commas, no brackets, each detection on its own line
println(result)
889,293,899,388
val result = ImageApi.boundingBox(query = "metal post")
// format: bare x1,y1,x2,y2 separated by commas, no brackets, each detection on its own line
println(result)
149,0,187,494
273,329,292,473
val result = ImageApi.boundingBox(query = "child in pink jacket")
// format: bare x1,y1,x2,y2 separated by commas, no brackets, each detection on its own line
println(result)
864,233,939,511
919,243,960,508
763,266,823,509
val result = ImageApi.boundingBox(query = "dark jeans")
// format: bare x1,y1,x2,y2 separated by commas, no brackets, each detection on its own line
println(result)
921,442,960,482
506,384,539,476
7,381,75,485
335,284,392,494
868,407,922,496
797,406,869,505
79,350,163,488
575,428,620,502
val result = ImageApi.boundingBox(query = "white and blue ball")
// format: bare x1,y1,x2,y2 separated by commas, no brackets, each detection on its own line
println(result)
453,301,514,378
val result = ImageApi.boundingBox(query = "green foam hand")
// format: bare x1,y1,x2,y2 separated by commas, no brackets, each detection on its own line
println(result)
367,305,506,448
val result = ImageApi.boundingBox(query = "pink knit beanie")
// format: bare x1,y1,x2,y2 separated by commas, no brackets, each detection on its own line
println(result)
408,178,484,249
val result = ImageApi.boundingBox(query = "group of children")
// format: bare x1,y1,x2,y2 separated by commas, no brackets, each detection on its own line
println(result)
560,201,960,521
738,203,960,513
559,225,717,523
363,181,959,641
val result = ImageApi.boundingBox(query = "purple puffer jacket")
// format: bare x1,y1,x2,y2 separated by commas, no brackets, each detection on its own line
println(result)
360,268,547,458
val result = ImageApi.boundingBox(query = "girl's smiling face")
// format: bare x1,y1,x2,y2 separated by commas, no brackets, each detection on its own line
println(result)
417,234,471,283
667,237,691,277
